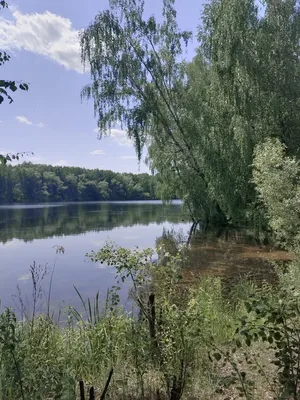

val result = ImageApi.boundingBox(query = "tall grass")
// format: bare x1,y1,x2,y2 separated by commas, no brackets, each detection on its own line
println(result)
0,241,299,399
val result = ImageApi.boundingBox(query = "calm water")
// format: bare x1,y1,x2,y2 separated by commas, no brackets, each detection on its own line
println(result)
0,201,189,312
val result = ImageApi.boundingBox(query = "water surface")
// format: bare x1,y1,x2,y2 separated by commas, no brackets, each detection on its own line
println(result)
0,201,292,314
0,201,189,311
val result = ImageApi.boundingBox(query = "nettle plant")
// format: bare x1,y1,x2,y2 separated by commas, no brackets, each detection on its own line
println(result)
242,288,300,399
212,286,300,399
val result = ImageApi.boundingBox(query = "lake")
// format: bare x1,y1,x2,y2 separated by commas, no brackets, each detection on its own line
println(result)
0,201,190,313
0,201,292,315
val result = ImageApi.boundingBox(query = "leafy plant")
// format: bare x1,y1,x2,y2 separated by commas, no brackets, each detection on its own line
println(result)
211,284,300,399
240,288,300,399
88,243,205,400
0,1,29,105
0,152,33,166
0,308,25,399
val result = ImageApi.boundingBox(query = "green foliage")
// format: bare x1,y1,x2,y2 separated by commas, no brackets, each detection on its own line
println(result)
0,80,29,105
0,162,165,204
0,1,30,171
238,288,300,399
80,0,227,224
87,243,238,399
208,278,300,399
253,138,300,249
0,2,29,105
81,0,192,159
3,241,300,398
0,152,33,166
0,243,239,399
81,0,300,226
195,0,300,224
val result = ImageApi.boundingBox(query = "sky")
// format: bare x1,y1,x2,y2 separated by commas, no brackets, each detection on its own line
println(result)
0,0,205,173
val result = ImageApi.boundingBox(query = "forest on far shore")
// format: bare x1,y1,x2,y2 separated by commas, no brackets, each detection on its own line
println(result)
0,163,164,204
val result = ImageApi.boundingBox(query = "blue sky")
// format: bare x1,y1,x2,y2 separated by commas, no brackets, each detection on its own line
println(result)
0,0,205,173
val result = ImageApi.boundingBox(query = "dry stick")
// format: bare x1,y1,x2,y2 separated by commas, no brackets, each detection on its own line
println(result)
170,360,184,400
148,293,156,345
47,253,58,318
79,380,85,400
89,386,95,400
11,350,25,400
100,368,114,400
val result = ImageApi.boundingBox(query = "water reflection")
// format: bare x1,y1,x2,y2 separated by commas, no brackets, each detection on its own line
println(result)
0,201,185,244
0,201,292,313
0,201,189,311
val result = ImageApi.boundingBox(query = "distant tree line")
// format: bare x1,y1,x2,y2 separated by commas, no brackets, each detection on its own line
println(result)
0,163,163,204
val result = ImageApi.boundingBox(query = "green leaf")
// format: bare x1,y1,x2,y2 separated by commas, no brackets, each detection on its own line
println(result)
268,336,273,344
213,352,222,361
9,82,17,92
274,331,281,341
19,83,29,91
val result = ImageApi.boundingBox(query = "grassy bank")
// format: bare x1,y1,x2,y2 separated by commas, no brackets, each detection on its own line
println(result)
0,243,300,399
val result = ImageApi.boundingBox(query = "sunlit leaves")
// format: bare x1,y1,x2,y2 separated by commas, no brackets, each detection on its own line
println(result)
253,138,300,248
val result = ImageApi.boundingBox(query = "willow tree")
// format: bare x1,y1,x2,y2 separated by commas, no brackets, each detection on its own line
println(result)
80,0,227,224
146,53,224,224
195,0,300,224
81,0,300,226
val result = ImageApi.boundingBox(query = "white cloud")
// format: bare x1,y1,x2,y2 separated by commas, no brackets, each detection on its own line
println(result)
90,149,105,155
94,127,132,147
16,115,32,125
118,155,137,160
18,273,31,281
16,115,45,128
52,159,68,166
0,9,83,73
111,129,132,146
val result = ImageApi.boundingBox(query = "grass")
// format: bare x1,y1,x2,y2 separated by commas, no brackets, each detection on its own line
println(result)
0,241,300,399
0,280,239,399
